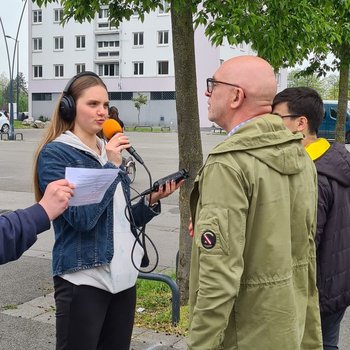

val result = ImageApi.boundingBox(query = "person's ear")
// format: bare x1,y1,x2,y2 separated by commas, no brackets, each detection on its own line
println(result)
230,88,244,107
296,116,308,132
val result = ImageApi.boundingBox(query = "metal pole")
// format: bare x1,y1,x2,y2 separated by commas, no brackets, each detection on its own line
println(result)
16,42,19,121
4,34,16,139
138,272,180,326
13,0,28,136
9,75,14,139
5,35,20,123
0,0,27,140
0,18,12,138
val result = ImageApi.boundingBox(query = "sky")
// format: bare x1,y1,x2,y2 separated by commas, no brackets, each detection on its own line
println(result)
0,0,29,80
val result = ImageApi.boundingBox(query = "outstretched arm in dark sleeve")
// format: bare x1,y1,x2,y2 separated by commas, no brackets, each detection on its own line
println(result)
0,204,50,264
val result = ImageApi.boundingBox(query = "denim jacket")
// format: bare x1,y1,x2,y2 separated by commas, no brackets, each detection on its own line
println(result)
37,140,160,276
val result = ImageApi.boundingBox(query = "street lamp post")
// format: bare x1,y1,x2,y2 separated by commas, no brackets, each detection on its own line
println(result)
0,18,14,139
0,0,27,140
6,35,19,123
17,42,19,122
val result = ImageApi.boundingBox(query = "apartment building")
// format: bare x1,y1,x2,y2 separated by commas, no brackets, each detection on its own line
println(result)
28,2,287,127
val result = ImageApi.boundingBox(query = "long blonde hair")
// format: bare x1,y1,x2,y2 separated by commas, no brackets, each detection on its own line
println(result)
33,74,107,201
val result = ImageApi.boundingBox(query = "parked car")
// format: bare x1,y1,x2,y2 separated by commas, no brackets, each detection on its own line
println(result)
318,100,350,143
0,111,10,133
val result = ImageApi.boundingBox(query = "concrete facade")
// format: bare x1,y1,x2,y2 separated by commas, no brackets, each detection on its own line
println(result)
28,2,287,127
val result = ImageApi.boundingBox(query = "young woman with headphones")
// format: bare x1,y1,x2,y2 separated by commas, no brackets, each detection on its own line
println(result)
32,72,180,350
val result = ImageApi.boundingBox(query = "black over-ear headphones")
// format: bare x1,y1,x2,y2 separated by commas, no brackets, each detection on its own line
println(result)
59,71,101,122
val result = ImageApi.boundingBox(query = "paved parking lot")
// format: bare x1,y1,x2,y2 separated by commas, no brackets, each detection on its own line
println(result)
0,129,220,350
0,129,349,349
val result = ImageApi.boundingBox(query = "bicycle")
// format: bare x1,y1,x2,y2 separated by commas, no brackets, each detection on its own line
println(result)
123,156,136,183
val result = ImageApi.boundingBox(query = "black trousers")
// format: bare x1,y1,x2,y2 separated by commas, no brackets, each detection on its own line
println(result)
321,308,346,350
53,276,136,350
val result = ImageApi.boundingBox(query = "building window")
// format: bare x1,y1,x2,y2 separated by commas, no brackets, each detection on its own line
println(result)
33,65,43,78
151,91,176,100
133,32,144,47
98,8,109,19
76,35,86,49
54,64,64,77
33,10,42,23
97,51,119,58
98,63,119,76
33,38,42,51
97,40,119,48
32,93,52,101
76,64,86,74
54,37,64,50
98,23,109,28
157,61,169,75
158,0,170,14
54,9,63,22
158,30,169,45
109,92,133,100
133,62,144,76
275,73,281,85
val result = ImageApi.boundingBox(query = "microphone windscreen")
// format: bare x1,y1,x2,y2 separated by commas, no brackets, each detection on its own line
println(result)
102,119,123,140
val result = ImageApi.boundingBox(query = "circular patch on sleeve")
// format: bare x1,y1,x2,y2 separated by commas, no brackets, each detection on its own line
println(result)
201,231,216,249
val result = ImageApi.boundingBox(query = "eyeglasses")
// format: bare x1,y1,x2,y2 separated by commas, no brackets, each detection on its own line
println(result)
206,78,246,98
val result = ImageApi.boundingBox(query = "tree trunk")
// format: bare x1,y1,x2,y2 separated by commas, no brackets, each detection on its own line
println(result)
335,45,350,143
137,109,140,125
171,2,203,305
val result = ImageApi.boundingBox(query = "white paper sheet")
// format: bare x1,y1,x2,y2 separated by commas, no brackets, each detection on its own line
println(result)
65,167,120,206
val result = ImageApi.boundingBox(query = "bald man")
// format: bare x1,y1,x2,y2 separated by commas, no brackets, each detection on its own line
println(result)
188,56,322,349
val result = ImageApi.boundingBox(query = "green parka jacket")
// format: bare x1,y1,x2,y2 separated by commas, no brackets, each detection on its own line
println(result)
188,114,322,350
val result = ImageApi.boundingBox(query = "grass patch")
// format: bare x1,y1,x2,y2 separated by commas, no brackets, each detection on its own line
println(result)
10,122,170,132
135,274,188,336
2,304,18,310
125,126,171,133
14,120,32,129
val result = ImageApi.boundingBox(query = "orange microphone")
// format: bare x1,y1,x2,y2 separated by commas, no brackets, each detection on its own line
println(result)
102,119,144,164
102,119,123,139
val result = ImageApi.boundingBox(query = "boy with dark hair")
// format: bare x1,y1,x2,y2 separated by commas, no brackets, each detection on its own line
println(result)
272,87,350,350
272,87,324,135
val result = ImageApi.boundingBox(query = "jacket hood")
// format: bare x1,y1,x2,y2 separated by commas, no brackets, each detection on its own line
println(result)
315,142,350,187
210,114,306,175
54,131,107,165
